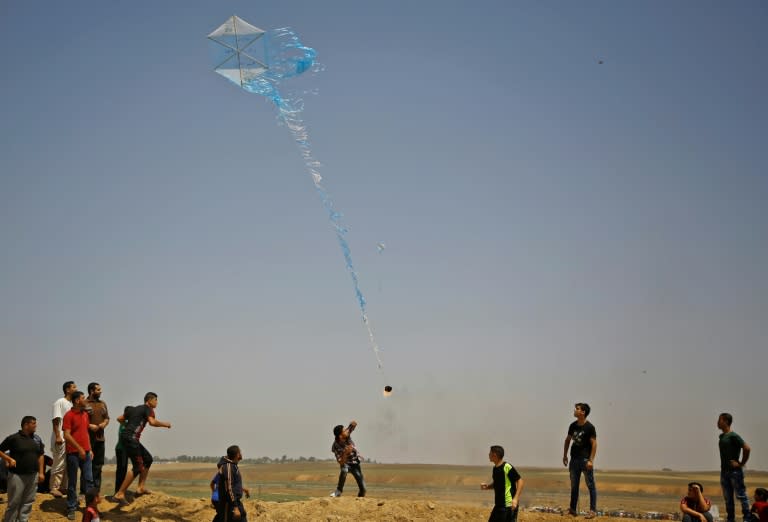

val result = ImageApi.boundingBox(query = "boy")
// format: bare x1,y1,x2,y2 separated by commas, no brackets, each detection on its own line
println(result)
330,420,366,497
82,487,101,522
563,402,597,518
680,482,713,522
481,445,524,522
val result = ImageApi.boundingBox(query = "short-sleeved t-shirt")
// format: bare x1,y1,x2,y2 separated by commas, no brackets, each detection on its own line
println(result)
63,409,92,454
752,500,768,522
0,431,44,474
86,399,109,442
568,421,597,459
50,397,73,445
83,506,101,522
718,431,745,471
492,462,521,508
681,496,711,512
122,405,154,442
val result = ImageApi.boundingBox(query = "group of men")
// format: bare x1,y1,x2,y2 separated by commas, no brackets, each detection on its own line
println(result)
0,381,171,521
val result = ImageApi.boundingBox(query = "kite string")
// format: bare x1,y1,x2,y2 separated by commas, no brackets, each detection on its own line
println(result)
274,96,384,370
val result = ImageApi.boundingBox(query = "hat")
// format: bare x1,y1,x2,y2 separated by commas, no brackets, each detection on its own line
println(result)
333,424,344,437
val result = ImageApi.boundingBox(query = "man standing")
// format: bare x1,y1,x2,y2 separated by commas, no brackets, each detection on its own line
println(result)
86,382,109,490
481,445,524,522
50,381,76,497
216,445,250,521
0,416,45,522
63,391,94,520
113,392,171,503
563,402,597,518
718,413,752,522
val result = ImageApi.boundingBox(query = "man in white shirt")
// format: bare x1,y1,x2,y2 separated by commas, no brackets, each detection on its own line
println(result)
49,381,76,497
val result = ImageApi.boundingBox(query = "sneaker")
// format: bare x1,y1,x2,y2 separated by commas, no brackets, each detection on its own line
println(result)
564,509,578,517
585,511,597,519
329,490,342,497
67,511,76,520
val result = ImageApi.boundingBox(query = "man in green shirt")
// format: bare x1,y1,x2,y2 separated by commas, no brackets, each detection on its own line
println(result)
718,413,752,522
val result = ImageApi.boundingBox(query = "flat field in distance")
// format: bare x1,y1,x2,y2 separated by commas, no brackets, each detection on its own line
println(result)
99,463,768,513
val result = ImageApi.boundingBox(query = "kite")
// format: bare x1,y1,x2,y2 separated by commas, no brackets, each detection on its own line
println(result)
207,16,389,392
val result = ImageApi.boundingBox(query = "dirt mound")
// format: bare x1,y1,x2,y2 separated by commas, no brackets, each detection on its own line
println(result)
5,491,491,521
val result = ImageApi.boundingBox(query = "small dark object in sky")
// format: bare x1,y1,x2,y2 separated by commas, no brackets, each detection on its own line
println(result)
598,59,604,65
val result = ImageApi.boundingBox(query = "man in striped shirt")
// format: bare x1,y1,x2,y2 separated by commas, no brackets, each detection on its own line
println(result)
330,420,366,498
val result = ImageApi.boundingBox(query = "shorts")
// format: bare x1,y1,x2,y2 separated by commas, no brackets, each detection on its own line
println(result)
121,438,153,475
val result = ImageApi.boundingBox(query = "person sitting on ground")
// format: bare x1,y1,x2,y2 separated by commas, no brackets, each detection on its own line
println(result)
681,482,714,522
751,488,768,522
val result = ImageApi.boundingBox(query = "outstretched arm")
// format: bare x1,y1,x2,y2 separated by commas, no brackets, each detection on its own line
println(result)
148,417,171,429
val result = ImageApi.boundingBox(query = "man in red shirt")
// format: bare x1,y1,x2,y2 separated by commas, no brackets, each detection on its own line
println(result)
63,391,94,520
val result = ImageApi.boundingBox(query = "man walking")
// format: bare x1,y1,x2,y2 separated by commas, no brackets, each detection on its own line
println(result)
216,445,250,521
86,382,109,490
50,381,76,497
0,416,45,522
63,391,94,520
718,413,752,522
563,402,597,518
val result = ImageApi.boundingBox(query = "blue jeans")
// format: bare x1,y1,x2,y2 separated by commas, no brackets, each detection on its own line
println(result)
569,457,596,512
336,462,366,497
66,452,93,513
720,468,751,522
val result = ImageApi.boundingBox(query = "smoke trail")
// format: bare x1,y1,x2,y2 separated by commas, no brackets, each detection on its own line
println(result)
214,24,383,369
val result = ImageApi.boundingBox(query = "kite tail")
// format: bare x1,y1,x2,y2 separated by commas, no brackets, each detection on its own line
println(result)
274,96,383,369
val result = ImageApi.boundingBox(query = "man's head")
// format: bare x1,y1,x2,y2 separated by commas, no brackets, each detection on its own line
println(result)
687,482,704,496
574,403,591,418
63,381,76,398
71,391,86,409
88,382,102,400
755,488,768,502
227,445,242,461
21,415,37,435
718,413,733,430
333,424,346,440
489,445,504,465
144,392,158,408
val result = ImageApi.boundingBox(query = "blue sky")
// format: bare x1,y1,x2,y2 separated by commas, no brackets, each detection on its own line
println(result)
1,1,766,471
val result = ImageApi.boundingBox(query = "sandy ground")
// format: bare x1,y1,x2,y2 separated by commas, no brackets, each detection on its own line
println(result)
0,490,593,521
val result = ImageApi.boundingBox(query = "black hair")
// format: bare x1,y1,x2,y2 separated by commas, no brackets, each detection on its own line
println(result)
71,391,85,402
490,445,505,459
144,392,158,403
227,445,241,459
575,402,591,417
85,487,100,505
63,381,75,394
719,413,733,426
333,425,344,438
688,482,704,493
88,382,100,394
755,488,768,502
21,415,36,428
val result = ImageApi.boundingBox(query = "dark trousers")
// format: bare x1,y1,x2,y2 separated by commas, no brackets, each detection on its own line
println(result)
66,453,93,513
489,506,519,522
336,462,366,497
114,446,127,494
569,457,597,512
214,498,247,522
90,439,105,490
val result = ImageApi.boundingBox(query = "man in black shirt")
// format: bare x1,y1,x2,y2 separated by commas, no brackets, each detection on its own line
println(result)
481,445,524,522
563,402,597,518
113,392,171,503
0,416,45,522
